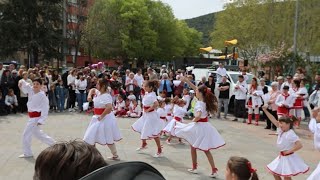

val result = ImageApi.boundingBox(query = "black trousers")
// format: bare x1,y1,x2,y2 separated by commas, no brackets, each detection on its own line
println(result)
68,89,76,109
266,109,277,129
19,97,28,113
234,99,246,118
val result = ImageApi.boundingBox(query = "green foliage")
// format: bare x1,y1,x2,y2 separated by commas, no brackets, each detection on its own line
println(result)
82,0,202,61
0,0,63,64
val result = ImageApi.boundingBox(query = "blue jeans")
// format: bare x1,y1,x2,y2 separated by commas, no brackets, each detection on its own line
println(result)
76,93,87,111
57,97,65,112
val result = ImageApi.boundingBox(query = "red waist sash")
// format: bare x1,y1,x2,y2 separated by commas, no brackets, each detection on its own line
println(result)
94,108,105,115
160,116,166,120
293,98,303,108
174,116,182,122
280,151,294,156
143,106,154,112
198,117,208,122
277,106,289,115
167,113,172,116
28,111,41,118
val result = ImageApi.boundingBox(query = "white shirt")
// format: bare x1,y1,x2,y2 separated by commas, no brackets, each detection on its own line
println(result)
67,74,76,90
134,74,144,88
275,93,295,108
194,101,208,118
19,78,32,97
75,79,87,92
234,81,248,100
5,95,18,106
173,105,187,119
20,80,49,124
157,107,166,118
216,67,227,81
182,94,191,110
309,118,320,151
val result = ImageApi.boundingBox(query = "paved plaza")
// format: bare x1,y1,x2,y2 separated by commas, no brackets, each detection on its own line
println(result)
0,113,318,180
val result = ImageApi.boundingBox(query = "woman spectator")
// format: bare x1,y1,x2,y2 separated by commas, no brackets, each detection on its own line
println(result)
265,82,280,130
39,70,49,94
67,69,77,112
205,75,215,94
125,72,138,95
198,76,207,86
159,73,173,98
75,72,87,112
173,75,184,98
18,72,32,113
1,70,14,97
50,70,61,86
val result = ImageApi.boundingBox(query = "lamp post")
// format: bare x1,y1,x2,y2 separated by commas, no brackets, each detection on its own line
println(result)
292,0,299,74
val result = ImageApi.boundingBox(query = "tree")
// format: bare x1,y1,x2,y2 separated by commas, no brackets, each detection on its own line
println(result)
0,0,63,66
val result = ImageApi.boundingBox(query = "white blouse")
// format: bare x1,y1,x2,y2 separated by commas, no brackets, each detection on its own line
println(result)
194,101,208,118
142,92,157,107
157,108,166,118
276,128,300,151
93,90,112,108
20,80,49,124
173,105,187,118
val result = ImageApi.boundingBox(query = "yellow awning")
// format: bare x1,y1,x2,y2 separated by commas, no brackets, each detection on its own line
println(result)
225,39,238,45
199,47,213,52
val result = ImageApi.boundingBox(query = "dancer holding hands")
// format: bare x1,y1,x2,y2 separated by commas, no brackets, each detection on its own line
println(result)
83,79,122,161
174,76,225,178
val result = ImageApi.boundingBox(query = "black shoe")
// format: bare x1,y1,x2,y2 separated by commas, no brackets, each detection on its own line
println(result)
232,118,238,121
264,126,271,129
272,128,277,131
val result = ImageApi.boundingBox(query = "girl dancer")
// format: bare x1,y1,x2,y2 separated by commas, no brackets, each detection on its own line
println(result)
83,78,122,160
290,79,308,128
262,107,309,179
307,108,320,180
164,98,173,122
157,99,167,137
163,97,186,144
247,77,263,125
174,76,225,178
226,156,259,180
131,80,164,158
18,78,55,158
275,86,295,118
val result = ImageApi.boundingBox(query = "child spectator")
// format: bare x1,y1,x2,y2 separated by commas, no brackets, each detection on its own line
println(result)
127,99,142,118
48,84,58,112
186,90,197,118
5,89,18,114
56,80,67,112
114,95,127,117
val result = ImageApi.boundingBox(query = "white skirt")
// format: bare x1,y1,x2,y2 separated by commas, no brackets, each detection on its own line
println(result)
132,111,163,140
307,162,320,180
83,114,122,145
163,119,178,136
174,122,226,151
267,153,309,177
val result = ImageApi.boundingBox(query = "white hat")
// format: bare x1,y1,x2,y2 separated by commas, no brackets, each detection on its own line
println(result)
190,90,195,94
157,96,165,101
162,65,166,68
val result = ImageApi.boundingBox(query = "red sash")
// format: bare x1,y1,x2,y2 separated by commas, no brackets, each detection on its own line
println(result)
160,116,166,120
280,151,294,156
248,100,252,108
167,113,172,116
277,106,289,115
198,117,208,122
293,98,303,109
28,111,41,118
143,106,154,112
94,108,105,115
174,116,182,122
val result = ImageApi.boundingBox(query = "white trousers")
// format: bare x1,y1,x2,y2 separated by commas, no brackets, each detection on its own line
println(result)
22,118,55,156
248,107,259,114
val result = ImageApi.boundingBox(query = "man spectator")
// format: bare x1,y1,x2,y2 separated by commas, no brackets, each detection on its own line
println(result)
277,76,284,91
281,75,293,90
148,68,158,80
216,63,227,83
217,76,230,119
233,75,248,122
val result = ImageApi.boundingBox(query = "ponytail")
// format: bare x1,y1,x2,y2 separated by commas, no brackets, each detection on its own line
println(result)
198,85,217,114
251,171,259,180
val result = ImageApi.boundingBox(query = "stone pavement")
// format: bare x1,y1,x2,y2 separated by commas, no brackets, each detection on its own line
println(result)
0,113,318,180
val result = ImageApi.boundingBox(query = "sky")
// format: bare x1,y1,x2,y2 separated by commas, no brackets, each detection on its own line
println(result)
160,0,224,20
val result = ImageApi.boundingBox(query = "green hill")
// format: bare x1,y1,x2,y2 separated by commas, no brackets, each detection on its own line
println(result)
185,12,217,46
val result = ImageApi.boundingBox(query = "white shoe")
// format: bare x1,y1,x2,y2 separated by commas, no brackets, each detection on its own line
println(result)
136,146,148,151
68,108,73,112
107,155,120,161
18,154,33,158
153,152,163,158
209,172,218,178
187,168,198,174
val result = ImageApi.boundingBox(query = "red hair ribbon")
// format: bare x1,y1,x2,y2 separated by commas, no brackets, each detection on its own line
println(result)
247,162,257,173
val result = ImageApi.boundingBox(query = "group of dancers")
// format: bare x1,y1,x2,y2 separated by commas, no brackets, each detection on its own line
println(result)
18,76,320,180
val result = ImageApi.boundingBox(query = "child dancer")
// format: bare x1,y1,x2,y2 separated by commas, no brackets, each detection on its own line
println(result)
83,78,122,160
182,88,191,110
290,79,308,128
226,156,259,180
247,77,263,125
114,95,127,117
163,97,186,144
275,86,295,118
131,80,164,158
262,107,309,179
157,98,167,138
127,99,142,118
174,76,225,178
18,78,55,158
307,108,320,180
164,98,173,122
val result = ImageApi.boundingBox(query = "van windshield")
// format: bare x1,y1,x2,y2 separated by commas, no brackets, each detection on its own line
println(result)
229,73,253,84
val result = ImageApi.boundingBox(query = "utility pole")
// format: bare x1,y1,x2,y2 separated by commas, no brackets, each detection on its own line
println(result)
62,0,67,70
292,0,299,74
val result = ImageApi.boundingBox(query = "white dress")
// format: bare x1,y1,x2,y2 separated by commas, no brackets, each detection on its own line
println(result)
267,128,309,177
131,92,163,139
83,91,122,145
157,107,167,129
163,105,186,136
307,118,320,180
174,101,226,151
165,104,173,122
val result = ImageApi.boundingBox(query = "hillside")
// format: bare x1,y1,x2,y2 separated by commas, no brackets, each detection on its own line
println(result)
185,12,217,46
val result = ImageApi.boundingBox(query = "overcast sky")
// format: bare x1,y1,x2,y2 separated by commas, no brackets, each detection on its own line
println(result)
160,0,224,19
